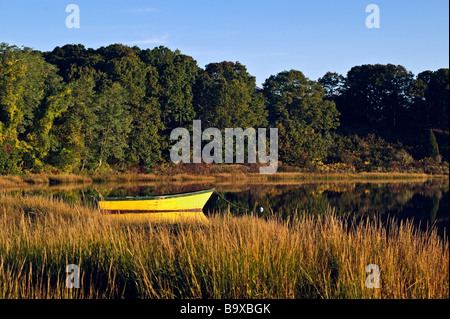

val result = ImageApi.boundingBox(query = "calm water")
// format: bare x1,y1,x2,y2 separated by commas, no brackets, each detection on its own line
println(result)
4,178,449,237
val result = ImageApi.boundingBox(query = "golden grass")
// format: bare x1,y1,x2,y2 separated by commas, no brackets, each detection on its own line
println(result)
0,174,92,188
0,195,448,299
0,170,444,189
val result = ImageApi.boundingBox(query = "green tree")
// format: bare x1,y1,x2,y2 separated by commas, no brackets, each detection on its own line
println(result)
47,66,100,172
43,44,103,82
263,70,339,165
93,82,132,172
0,43,70,173
427,129,440,161
416,69,449,131
344,64,414,129
101,46,163,169
26,70,71,171
318,72,346,101
194,61,268,129
140,47,200,131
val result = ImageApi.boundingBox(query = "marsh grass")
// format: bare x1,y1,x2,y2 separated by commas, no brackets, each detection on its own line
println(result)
0,195,448,299
0,174,92,188
0,170,443,189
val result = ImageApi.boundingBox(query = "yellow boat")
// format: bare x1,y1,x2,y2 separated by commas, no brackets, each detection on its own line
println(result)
98,188,214,222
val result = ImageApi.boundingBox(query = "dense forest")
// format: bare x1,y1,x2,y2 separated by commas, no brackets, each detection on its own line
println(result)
0,43,448,175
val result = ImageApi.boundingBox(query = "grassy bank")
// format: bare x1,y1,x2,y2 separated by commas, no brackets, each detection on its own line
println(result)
0,169,446,189
0,195,448,299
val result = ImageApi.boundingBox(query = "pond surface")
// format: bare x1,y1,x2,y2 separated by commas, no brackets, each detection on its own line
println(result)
4,177,449,237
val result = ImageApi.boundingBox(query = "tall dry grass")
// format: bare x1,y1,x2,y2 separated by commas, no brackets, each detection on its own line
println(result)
1,170,443,189
0,195,448,299
0,174,92,188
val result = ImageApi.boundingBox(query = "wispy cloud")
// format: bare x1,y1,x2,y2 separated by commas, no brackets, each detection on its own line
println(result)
128,7,158,14
124,34,169,45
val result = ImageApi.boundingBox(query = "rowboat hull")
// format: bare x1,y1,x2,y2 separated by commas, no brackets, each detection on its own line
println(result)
98,188,214,222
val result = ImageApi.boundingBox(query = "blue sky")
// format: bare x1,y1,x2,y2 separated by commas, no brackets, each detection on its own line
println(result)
0,0,448,86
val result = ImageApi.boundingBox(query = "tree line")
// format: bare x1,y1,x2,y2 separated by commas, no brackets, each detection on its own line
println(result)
0,43,448,174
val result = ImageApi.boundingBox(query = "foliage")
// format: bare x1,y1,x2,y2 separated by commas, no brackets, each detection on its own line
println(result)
0,43,70,173
0,43,449,174
263,70,339,165
194,61,268,129
428,129,440,161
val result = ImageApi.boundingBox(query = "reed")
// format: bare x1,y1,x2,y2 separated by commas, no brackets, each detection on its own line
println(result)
0,195,448,299
1,171,443,189
0,174,92,188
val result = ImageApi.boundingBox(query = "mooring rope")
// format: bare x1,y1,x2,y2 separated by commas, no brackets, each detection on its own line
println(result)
213,189,250,213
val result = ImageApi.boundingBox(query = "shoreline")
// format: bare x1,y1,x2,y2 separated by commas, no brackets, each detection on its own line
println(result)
0,171,447,189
